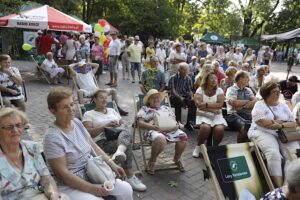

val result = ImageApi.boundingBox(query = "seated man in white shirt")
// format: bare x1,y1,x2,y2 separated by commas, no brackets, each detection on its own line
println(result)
68,61,128,116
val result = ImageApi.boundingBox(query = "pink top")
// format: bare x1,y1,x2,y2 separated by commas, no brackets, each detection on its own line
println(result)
91,43,104,61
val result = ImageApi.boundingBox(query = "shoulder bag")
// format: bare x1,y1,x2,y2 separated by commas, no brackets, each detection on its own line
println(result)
267,104,300,143
153,110,177,131
57,120,116,185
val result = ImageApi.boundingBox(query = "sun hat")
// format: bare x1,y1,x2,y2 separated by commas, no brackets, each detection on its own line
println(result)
143,89,165,105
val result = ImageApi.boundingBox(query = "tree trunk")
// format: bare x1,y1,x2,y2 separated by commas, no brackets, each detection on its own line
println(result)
82,0,86,22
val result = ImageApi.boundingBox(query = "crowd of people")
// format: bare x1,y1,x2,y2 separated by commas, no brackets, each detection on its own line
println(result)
1,30,300,200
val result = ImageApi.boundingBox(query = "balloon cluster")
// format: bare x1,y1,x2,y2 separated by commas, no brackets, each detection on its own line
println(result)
94,19,111,45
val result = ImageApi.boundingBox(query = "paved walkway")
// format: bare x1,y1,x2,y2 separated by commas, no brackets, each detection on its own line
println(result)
13,60,300,200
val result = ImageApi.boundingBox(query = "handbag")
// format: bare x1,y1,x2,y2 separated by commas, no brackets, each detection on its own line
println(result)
267,104,300,143
153,110,177,131
1,84,21,97
196,110,215,120
104,127,122,141
57,120,116,185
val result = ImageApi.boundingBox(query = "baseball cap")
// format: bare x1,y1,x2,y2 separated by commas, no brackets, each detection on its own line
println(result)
288,76,300,83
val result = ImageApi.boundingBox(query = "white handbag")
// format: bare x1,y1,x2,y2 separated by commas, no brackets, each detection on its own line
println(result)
57,120,116,185
153,111,177,131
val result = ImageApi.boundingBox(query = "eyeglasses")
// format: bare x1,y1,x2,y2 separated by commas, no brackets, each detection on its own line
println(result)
1,123,25,131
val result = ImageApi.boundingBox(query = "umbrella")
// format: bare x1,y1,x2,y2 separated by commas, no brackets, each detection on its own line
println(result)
0,5,92,33
200,32,226,44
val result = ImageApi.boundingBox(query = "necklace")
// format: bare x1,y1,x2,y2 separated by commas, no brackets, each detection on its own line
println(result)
0,145,23,171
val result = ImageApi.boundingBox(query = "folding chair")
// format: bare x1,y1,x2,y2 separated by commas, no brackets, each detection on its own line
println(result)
286,148,300,161
201,142,275,200
133,92,181,172
0,91,4,108
30,55,51,84
71,67,99,103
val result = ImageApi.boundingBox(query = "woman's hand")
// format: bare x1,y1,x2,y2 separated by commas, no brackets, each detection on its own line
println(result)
111,164,126,180
107,120,119,127
91,184,110,197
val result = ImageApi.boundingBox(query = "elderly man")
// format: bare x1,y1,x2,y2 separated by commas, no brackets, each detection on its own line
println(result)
140,56,165,94
168,43,187,76
226,71,256,143
106,32,121,87
68,61,128,116
169,62,196,131
127,36,143,83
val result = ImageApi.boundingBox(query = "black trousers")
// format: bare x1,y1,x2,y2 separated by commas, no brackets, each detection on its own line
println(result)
169,96,196,124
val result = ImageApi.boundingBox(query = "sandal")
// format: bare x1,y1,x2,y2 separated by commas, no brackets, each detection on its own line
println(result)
146,161,155,175
175,160,185,172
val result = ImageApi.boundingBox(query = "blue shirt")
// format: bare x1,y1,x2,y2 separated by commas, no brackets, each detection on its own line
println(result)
169,74,193,98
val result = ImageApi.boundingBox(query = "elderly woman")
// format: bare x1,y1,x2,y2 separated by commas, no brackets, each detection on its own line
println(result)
137,89,188,175
248,82,300,187
261,158,300,200
82,90,146,192
0,108,62,200
193,73,227,157
43,87,133,200
249,65,265,94
41,52,65,84
0,54,26,111
220,66,237,94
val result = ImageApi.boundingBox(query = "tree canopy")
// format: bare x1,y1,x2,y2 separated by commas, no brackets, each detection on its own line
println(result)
0,0,299,41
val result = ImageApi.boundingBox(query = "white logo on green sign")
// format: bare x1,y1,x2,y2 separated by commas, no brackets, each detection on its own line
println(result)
217,156,251,183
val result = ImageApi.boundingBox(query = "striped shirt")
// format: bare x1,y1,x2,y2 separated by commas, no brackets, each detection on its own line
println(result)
43,118,91,185
168,73,193,98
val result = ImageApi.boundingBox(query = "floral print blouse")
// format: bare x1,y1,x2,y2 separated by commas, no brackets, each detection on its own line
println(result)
0,140,50,199
260,188,287,200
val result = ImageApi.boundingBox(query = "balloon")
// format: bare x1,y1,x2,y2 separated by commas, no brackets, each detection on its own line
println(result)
98,19,106,27
99,35,106,44
105,48,109,55
104,24,110,32
94,24,102,32
22,43,33,51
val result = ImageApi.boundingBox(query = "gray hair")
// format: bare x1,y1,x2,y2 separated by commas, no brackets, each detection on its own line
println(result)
178,62,189,70
0,107,28,126
286,159,300,193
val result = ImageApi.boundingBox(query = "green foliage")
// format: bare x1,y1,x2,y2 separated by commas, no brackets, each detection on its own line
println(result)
0,0,26,16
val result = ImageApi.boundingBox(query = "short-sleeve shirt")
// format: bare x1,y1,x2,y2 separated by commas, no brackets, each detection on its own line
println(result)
141,69,166,93
291,91,300,107
91,44,104,61
248,100,295,138
0,141,50,199
43,118,92,185
82,108,121,142
169,74,193,98
74,70,98,92
226,84,254,114
0,67,23,100
77,44,90,61
39,35,56,55
127,44,142,63
260,188,287,200
279,80,298,100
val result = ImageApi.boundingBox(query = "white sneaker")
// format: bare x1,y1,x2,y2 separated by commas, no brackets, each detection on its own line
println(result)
126,175,147,192
192,146,201,158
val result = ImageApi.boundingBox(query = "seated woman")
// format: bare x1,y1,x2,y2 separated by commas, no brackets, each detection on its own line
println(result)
137,89,188,175
0,108,63,200
41,52,65,84
82,90,146,192
0,54,25,111
261,158,300,200
220,67,237,94
248,82,300,187
43,87,133,200
192,73,227,157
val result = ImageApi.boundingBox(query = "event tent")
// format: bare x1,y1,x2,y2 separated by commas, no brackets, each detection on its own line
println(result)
200,32,227,44
240,37,260,47
261,27,300,42
0,5,92,33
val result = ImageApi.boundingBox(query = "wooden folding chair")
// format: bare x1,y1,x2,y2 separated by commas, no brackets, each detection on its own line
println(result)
0,91,4,108
30,55,51,84
201,142,274,200
133,92,182,172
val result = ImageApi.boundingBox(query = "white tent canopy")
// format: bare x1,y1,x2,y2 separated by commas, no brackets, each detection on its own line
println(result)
261,27,300,42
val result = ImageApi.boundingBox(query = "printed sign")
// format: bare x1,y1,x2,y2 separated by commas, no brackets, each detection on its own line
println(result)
217,156,251,183
23,31,37,47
